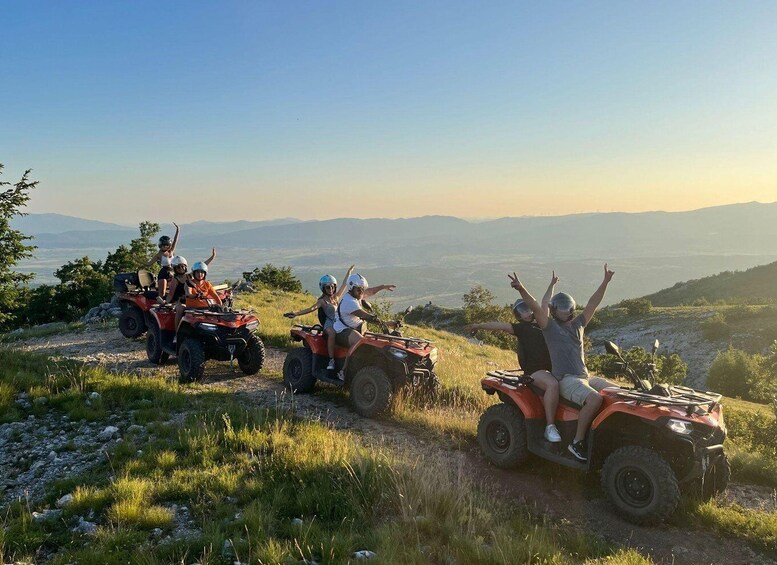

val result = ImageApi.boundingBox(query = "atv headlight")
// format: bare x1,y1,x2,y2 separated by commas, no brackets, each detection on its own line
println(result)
198,323,218,332
246,321,259,332
388,347,408,360
666,418,694,435
428,348,438,365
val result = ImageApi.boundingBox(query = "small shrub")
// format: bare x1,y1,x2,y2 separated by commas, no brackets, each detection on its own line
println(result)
242,264,303,292
618,298,652,316
700,313,731,341
707,348,763,400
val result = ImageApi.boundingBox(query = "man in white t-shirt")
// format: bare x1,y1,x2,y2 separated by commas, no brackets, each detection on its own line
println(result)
334,273,397,349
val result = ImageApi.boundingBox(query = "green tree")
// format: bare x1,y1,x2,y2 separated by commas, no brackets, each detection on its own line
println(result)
0,165,38,329
242,264,303,292
102,221,160,275
700,313,731,341
462,285,514,349
588,346,688,386
53,257,112,318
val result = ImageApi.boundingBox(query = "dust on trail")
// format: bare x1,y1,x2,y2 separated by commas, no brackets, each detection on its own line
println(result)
12,326,777,565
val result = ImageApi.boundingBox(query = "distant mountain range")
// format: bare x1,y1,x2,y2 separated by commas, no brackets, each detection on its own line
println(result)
13,202,777,308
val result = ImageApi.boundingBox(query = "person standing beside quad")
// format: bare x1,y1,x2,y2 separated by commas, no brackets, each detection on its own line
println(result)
465,275,562,443
283,265,355,371
509,265,616,462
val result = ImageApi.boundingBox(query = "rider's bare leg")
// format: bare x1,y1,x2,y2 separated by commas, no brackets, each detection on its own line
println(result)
174,304,185,335
574,391,603,443
325,327,336,359
338,330,363,379
529,370,559,426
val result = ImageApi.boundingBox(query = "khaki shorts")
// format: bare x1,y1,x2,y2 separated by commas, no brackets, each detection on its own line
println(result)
559,374,618,406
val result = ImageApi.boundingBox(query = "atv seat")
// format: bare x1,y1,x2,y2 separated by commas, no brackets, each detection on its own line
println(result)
529,384,584,411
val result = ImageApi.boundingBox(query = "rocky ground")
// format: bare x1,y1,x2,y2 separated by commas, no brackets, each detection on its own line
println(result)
4,325,777,564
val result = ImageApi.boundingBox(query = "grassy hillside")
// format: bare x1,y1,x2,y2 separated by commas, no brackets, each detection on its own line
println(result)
642,261,777,306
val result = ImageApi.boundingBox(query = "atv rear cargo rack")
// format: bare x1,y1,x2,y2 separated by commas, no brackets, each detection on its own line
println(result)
363,331,433,350
485,369,535,387
613,386,721,416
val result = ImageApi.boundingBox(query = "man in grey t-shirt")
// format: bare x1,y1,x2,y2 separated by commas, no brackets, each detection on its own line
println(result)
509,264,616,463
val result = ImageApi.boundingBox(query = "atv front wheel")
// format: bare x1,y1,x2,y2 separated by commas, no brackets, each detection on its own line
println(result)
350,366,392,418
238,335,265,375
146,323,169,365
119,306,146,338
700,453,731,501
282,348,316,393
178,339,206,383
477,403,529,468
601,446,680,525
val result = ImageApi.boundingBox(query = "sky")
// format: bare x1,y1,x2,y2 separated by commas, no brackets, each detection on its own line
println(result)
2,1,777,223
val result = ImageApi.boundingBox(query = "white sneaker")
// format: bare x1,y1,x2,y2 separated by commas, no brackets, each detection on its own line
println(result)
544,424,562,443
326,359,335,370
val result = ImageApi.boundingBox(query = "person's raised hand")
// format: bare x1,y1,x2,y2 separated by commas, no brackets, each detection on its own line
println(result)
551,270,559,285
508,272,522,291
283,312,296,319
464,324,478,335
603,263,615,283
211,247,216,257
385,284,396,292
173,222,179,229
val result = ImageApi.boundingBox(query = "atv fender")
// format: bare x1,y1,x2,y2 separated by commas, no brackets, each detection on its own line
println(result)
480,376,546,422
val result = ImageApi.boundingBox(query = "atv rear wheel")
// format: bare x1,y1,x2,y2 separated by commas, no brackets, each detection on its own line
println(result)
119,306,146,338
178,339,206,383
238,335,265,375
477,403,529,468
146,323,169,365
350,366,392,418
601,446,680,525
282,348,316,393
701,453,731,501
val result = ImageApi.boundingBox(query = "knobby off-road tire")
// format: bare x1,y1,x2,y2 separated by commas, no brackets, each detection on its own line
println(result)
477,402,529,469
237,334,265,375
282,347,316,393
701,453,731,501
119,306,146,338
350,366,392,418
601,445,680,525
146,323,169,365
178,339,206,384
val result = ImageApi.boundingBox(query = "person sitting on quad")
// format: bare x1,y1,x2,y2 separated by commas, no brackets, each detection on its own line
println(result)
465,275,562,443
147,222,180,304
333,273,397,376
185,261,223,310
509,264,616,462
282,265,355,371
165,255,191,332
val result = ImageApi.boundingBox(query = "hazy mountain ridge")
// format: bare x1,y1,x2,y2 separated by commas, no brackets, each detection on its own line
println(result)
642,261,777,306
14,203,777,308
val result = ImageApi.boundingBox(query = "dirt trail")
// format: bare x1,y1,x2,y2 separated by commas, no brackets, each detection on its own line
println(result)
13,326,777,565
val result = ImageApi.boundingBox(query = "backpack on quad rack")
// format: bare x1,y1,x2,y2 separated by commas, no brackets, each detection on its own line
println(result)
477,339,729,525
283,317,439,418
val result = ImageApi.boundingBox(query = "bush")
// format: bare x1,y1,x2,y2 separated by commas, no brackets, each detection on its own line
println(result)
462,285,514,350
707,348,763,400
618,298,652,316
700,313,731,341
242,264,303,293
588,346,688,386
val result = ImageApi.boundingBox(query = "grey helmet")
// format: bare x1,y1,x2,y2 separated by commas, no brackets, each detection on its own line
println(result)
550,292,576,322
158,235,172,248
512,299,534,322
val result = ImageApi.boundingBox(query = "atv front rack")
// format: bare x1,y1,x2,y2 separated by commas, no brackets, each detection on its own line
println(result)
485,369,535,387
613,386,722,416
363,331,434,350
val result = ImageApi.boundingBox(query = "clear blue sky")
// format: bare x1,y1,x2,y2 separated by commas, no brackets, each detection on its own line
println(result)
2,1,777,222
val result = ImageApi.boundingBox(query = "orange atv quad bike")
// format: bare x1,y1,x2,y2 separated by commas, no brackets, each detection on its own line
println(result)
477,339,729,525
114,269,233,338
283,312,439,418
146,300,264,383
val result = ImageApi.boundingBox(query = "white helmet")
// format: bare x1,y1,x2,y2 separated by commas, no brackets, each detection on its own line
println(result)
171,255,188,268
347,273,368,291
191,261,208,275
